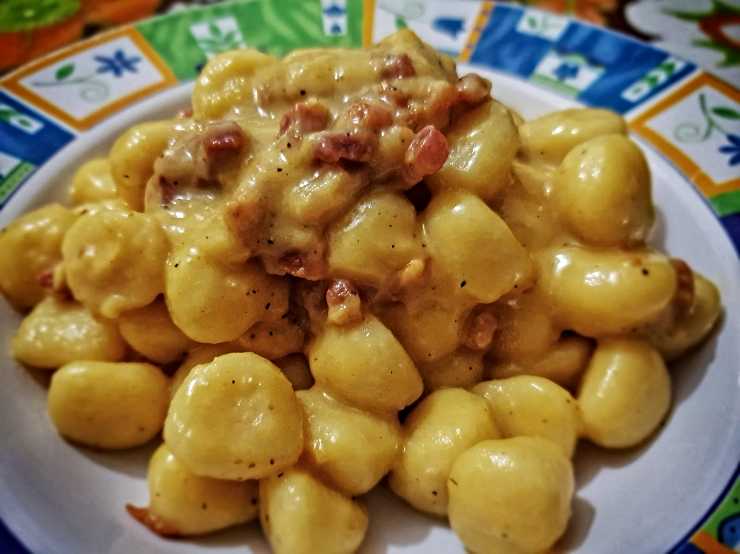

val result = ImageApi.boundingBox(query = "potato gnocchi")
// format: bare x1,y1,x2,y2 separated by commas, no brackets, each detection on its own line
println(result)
1,30,722,554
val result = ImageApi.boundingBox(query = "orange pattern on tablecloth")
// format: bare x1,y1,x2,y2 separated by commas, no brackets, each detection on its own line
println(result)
630,72,740,199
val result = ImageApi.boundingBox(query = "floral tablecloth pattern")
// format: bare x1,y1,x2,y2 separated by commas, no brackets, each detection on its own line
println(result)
0,1,738,553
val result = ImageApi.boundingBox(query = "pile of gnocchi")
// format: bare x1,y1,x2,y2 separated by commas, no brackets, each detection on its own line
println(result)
0,30,722,553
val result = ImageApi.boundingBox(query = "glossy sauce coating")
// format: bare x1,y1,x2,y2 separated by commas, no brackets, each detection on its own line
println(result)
0,29,723,554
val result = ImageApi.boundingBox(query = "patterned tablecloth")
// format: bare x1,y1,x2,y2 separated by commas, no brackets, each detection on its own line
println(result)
0,2,738,554
2,1,738,86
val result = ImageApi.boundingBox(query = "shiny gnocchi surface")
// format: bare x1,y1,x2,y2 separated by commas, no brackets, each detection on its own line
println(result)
0,30,722,553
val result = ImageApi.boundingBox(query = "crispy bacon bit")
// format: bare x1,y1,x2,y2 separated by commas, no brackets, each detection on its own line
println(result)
346,101,393,130
326,279,362,326
463,308,498,351
152,120,247,190
402,125,449,184
671,258,695,316
314,129,377,164
203,121,246,158
277,251,326,281
455,74,491,106
381,54,416,79
279,101,330,137
126,504,181,538
37,269,53,289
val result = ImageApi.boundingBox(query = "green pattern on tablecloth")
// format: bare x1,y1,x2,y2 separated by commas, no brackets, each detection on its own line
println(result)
711,191,740,217
700,474,740,542
137,0,364,81
0,161,34,205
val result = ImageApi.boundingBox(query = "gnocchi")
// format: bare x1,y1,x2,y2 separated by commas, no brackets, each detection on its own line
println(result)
62,208,169,318
118,298,191,364
127,444,258,536
389,388,499,516
165,248,288,344
259,467,368,554
519,107,626,166
0,29,722,554
12,296,125,369
308,314,423,413
48,361,169,449
68,158,118,205
578,338,671,448
554,134,653,246
448,437,574,554
640,271,721,361
0,203,74,310
418,348,484,391
422,190,533,304
472,376,580,457
536,245,678,336
298,386,401,495
488,334,593,388
165,353,303,480
170,342,243,399
427,100,519,200
109,120,177,210
327,191,421,288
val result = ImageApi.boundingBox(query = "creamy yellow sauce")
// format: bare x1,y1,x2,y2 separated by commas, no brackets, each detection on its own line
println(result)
0,30,722,554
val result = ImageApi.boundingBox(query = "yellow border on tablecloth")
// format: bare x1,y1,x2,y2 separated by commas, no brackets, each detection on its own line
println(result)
363,0,375,47
459,1,494,62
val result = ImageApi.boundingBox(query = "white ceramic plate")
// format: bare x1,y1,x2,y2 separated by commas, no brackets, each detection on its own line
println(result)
1,3,738,553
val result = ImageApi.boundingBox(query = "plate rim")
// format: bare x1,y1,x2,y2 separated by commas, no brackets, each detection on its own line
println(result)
0,2,738,553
